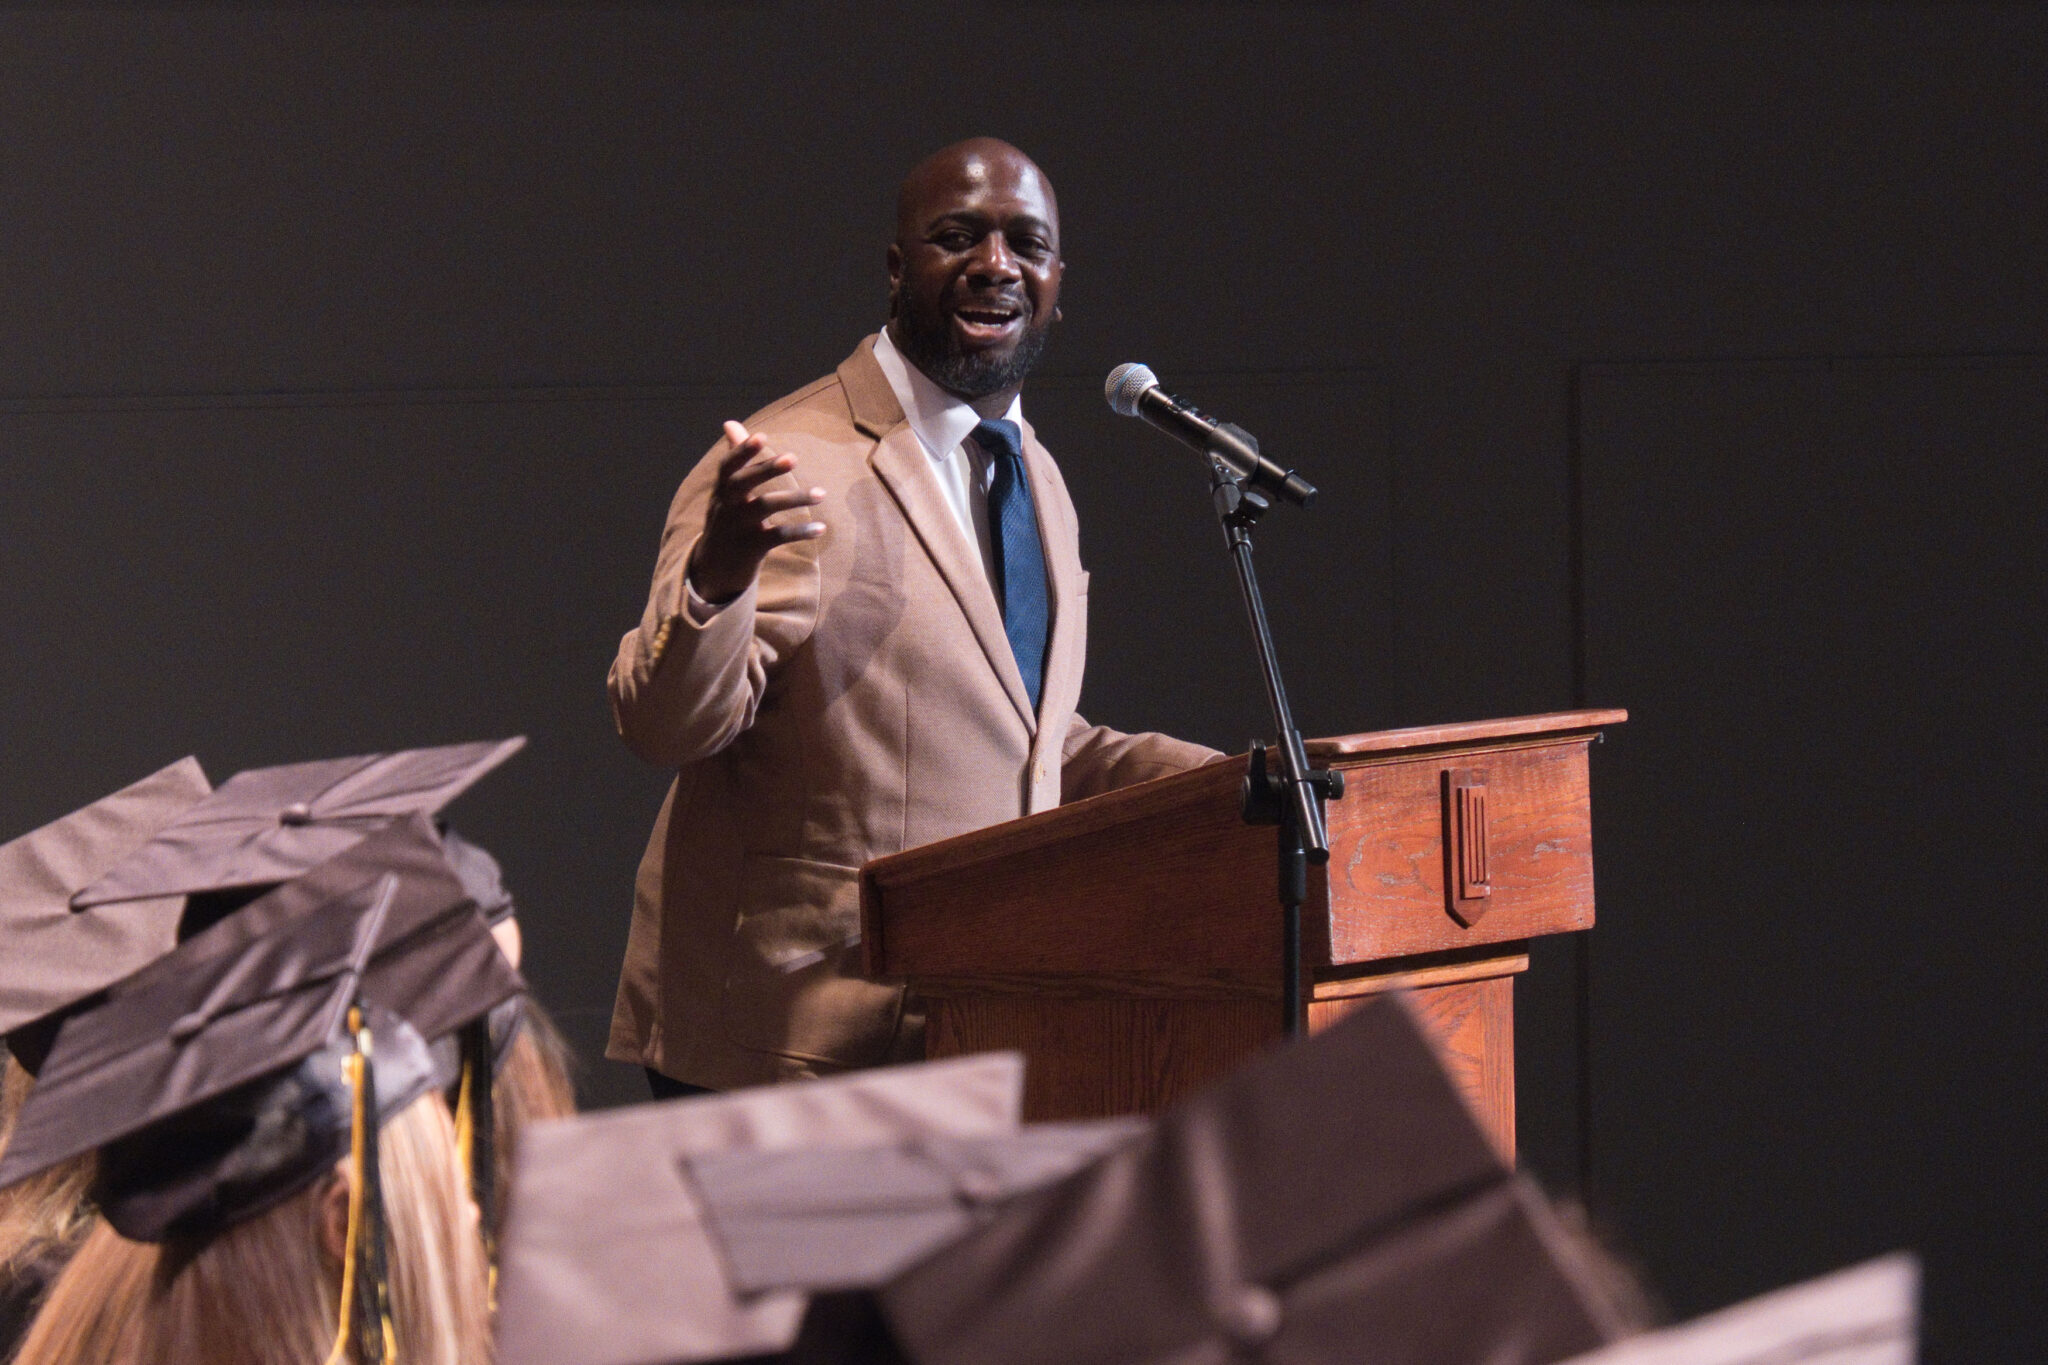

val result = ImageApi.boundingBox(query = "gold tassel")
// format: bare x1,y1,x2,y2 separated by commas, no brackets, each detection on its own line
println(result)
453,1053,474,1186
453,1030,499,1307
323,1006,399,1365
323,1009,369,1365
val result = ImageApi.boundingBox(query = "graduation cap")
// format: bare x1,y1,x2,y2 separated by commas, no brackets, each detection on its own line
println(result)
492,1051,1026,1365
414,823,530,1234
0,815,521,1218
113,816,523,1055
433,823,528,1105
684,1118,1148,1296
438,825,517,926
69,737,524,912
0,756,213,1074
1557,1254,1917,1365
84,813,528,1241
0,829,522,1365
880,994,1636,1365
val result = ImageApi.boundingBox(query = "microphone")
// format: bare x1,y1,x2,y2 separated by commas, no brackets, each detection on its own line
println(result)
1105,364,1316,507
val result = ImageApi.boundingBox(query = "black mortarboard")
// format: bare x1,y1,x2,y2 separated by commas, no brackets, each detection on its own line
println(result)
0,866,400,1228
684,1119,1148,1296
438,825,517,925
421,826,523,1149
493,1052,1025,1365
77,814,526,1239
0,818,524,1365
1557,1254,1917,1365
114,815,524,1055
0,818,523,1232
70,737,524,910
0,757,212,1073
881,995,1635,1365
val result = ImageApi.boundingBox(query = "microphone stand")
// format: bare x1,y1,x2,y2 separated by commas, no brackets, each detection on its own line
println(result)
1204,438,1344,1037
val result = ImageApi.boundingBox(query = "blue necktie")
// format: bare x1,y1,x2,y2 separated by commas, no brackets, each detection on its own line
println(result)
974,418,1049,713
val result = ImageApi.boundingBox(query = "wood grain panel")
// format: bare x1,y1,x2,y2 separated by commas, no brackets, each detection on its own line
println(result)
1324,741,1596,964
864,713,1622,915
1308,977,1517,1160
865,717,1615,989
865,759,1282,986
935,974,1517,1158
929,995,1280,1122
871,715,1615,1160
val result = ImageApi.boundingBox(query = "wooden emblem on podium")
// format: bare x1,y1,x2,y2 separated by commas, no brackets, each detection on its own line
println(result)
1444,768,1492,926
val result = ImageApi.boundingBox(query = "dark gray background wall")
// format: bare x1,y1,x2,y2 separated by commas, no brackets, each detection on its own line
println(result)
1,3,2040,1357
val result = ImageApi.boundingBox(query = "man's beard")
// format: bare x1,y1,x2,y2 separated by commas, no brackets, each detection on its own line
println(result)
892,307,1052,399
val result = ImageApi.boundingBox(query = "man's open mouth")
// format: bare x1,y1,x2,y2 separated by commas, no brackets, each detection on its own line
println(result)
951,303,1026,346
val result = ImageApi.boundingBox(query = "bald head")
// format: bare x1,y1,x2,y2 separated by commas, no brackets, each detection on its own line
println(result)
886,139,1064,410
895,139,1060,249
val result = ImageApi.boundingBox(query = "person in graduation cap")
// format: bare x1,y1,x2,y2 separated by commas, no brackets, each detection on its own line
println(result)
60,738,575,1243
4,816,525,1365
607,138,1221,1098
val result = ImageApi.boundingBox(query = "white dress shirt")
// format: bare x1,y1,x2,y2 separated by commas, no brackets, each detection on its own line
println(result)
871,326,1021,589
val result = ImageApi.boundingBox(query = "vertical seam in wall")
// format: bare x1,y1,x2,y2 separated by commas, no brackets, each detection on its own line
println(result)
1385,371,1405,723
1566,360,1595,1211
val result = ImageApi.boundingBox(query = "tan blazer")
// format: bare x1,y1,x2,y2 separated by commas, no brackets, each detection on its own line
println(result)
607,338,1219,1090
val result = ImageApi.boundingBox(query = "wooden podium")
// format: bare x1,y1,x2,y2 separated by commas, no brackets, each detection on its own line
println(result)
860,709,1624,1158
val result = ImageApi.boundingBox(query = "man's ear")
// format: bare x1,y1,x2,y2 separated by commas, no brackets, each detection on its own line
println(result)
885,243,903,317
318,1168,351,1267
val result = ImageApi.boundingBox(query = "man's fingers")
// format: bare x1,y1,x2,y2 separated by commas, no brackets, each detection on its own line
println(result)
717,421,765,474
720,515,826,567
743,498,827,541
717,423,797,491
716,420,820,508
723,453,800,497
692,422,824,599
749,486,827,516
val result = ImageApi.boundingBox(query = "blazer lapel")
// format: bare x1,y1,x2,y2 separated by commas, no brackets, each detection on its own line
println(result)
840,342,1037,732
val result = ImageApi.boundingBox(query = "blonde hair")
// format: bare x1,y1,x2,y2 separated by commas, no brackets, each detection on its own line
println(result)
0,1055,99,1296
12,1092,490,1365
491,1000,577,1235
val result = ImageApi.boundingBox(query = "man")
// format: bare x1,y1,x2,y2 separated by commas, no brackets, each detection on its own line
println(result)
608,139,1219,1096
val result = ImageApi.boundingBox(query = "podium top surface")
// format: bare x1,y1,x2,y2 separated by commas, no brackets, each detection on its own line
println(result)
1303,709,1627,759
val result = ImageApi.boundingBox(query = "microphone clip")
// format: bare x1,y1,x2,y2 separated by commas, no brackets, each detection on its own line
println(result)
1240,742,1345,829
1208,439,1272,534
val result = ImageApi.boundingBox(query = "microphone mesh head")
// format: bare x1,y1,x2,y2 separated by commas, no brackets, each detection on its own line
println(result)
1104,363,1158,417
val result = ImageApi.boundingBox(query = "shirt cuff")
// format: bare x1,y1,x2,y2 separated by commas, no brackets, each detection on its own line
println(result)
683,576,733,625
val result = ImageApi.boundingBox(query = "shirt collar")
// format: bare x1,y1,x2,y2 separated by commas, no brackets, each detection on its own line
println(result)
872,327,1023,461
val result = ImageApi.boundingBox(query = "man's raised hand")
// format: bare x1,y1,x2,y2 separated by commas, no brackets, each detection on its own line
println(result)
687,420,827,605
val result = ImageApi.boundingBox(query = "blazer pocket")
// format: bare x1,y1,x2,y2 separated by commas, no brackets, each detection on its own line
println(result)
720,854,906,1068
